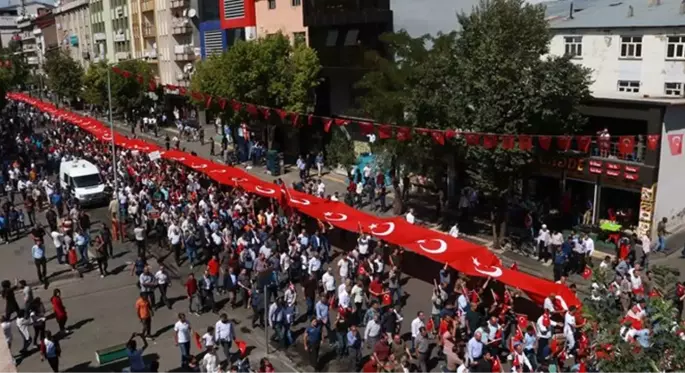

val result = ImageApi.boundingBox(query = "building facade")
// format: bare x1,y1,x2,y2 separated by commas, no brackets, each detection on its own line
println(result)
254,0,306,44
90,0,132,62
54,0,92,66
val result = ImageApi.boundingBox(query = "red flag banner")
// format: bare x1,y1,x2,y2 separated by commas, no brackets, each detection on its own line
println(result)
260,107,271,119
276,109,288,122
557,136,572,151
191,91,204,102
501,135,515,150
397,127,412,141
135,74,144,84
378,125,392,139
307,114,314,126
231,100,242,113
235,339,247,356
483,135,498,149
668,134,683,155
121,71,132,78
431,131,445,146
111,66,123,75
358,122,375,136
178,87,187,96
538,136,552,150
245,104,258,117
518,135,532,151
292,114,300,127
323,118,333,133
647,134,660,151
7,92,584,319
618,136,635,157
194,331,202,350
445,130,456,140
205,95,213,109
465,134,480,146
582,266,593,280
577,135,592,153
148,80,157,92
510,262,519,271
334,119,349,127
218,98,227,110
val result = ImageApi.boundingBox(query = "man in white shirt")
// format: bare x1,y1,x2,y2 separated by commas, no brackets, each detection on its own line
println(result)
564,306,577,354
357,235,369,258
449,223,459,238
173,313,192,365
321,268,336,297
406,208,416,224
155,265,171,310
308,253,322,278
536,310,558,353
214,313,235,362
51,230,65,265
537,224,551,261
337,255,349,279
583,233,595,259
410,312,425,350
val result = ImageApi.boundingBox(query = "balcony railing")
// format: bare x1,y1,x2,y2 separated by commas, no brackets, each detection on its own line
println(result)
142,26,155,38
170,0,188,8
171,25,191,35
174,52,195,61
27,57,39,65
141,1,154,12
589,140,646,163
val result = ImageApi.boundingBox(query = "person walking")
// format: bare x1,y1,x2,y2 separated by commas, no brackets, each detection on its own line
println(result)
2,280,20,320
185,273,200,316
215,313,235,363
16,310,32,354
30,298,46,346
304,318,321,369
155,264,171,310
134,223,147,259
135,293,153,340
39,330,61,372
94,233,109,278
139,265,157,311
31,240,47,286
173,313,192,367
50,289,69,335
126,333,149,372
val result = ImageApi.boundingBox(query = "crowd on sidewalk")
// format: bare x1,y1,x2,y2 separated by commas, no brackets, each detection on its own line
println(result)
4,96,685,373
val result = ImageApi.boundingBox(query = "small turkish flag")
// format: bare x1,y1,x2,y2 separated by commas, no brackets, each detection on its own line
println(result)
245,103,258,117
148,80,157,91
483,135,498,149
647,134,660,151
235,339,247,356
431,131,445,146
191,91,204,102
510,262,519,271
218,98,226,110
334,118,349,127
396,127,412,141
517,314,528,330
358,122,374,136
382,293,392,306
378,125,392,139
276,109,288,122
178,87,187,96
649,289,661,298
121,70,132,78
618,136,635,157
260,107,271,119
445,130,456,140
426,318,435,332
582,265,593,280
500,135,515,149
668,134,683,155
538,136,552,150
557,136,572,151
323,118,333,133
465,133,480,145
135,74,144,84
518,135,532,151
231,100,241,113
194,331,202,349
307,114,314,126
577,135,592,152
205,95,213,109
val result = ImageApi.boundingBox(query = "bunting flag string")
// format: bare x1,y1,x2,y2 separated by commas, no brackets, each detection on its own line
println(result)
7,91,582,313
109,66,662,154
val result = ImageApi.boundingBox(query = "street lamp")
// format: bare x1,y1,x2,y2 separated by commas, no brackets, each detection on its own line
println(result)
106,66,118,197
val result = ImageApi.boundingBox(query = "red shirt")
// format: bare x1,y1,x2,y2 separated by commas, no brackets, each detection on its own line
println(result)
207,258,220,276
369,279,382,296
185,278,198,296
361,360,377,373
51,296,67,319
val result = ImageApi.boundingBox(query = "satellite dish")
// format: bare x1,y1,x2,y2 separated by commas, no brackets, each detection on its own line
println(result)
187,8,197,18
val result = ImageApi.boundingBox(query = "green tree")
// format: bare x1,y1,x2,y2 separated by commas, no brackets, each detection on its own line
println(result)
191,33,321,149
110,59,154,116
325,127,357,171
81,61,109,108
44,49,84,104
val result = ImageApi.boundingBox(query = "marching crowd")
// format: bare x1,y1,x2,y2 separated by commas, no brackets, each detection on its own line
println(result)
0,96,681,373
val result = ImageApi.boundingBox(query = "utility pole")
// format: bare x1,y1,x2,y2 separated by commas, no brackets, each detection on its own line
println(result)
107,67,118,197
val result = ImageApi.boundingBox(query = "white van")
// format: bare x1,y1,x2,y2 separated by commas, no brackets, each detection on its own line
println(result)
59,159,107,205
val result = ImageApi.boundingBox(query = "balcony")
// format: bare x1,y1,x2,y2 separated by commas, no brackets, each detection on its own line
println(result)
0,16,14,27
170,0,188,8
141,1,154,12
303,0,392,27
174,51,195,61
27,56,39,65
171,24,191,35
142,26,155,38
22,44,37,53
589,140,646,164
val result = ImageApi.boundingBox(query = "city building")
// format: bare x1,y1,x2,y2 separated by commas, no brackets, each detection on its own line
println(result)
54,0,93,67
303,0,392,115
16,7,57,72
197,0,254,59
0,0,55,48
254,0,306,45
89,0,132,62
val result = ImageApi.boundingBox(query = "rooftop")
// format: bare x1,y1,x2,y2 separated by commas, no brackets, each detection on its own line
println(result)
0,0,54,11
545,0,685,29
592,91,685,105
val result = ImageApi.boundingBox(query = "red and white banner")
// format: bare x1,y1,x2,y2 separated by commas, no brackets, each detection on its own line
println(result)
668,134,683,156
7,92,581,310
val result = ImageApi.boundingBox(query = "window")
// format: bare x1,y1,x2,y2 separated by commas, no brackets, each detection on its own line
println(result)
665,82,683,96
667,36,685,59
325,29,338,46
291,0,300,5
268,0,275,9
563,36,582,57
617,80,640,93
344,29,359,46
620,36,642,58
293,32,306,46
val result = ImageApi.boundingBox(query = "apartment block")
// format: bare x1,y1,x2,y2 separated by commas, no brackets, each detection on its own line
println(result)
90,0,132,62
54,0,93,67
254,0,306,45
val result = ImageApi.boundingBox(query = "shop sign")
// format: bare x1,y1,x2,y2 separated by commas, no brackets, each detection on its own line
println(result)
624,165,640,181
607,169,620,177
539,156,585,171
637,185,656,237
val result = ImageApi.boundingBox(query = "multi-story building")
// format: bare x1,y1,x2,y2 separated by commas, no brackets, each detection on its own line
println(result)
89,0,132,62
197,0,254,59
0,0,55,48
54,0,93,67
254,0,306,45
303,0,392,115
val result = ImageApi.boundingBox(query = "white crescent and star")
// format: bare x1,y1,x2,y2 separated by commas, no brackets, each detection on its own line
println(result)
171,157,186,162
210,169,227,174
255,186,275,195
191,164,208,169
472,257,503,278
416,238,447,254
231,177,247,183
368,222,395,236
290,197,311,206
102,134,112,141
324,212,348,222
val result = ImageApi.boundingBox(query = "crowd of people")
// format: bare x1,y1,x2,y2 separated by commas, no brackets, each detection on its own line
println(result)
1,95,682,373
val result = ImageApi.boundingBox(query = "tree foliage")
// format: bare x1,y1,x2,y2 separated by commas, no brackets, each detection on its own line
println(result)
44,49,84,103
110,59,154,115
325,127,357,171
583,266,685,372
356,0,592,230
0,42,31,110
191,33,321,148
81,61,109,107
